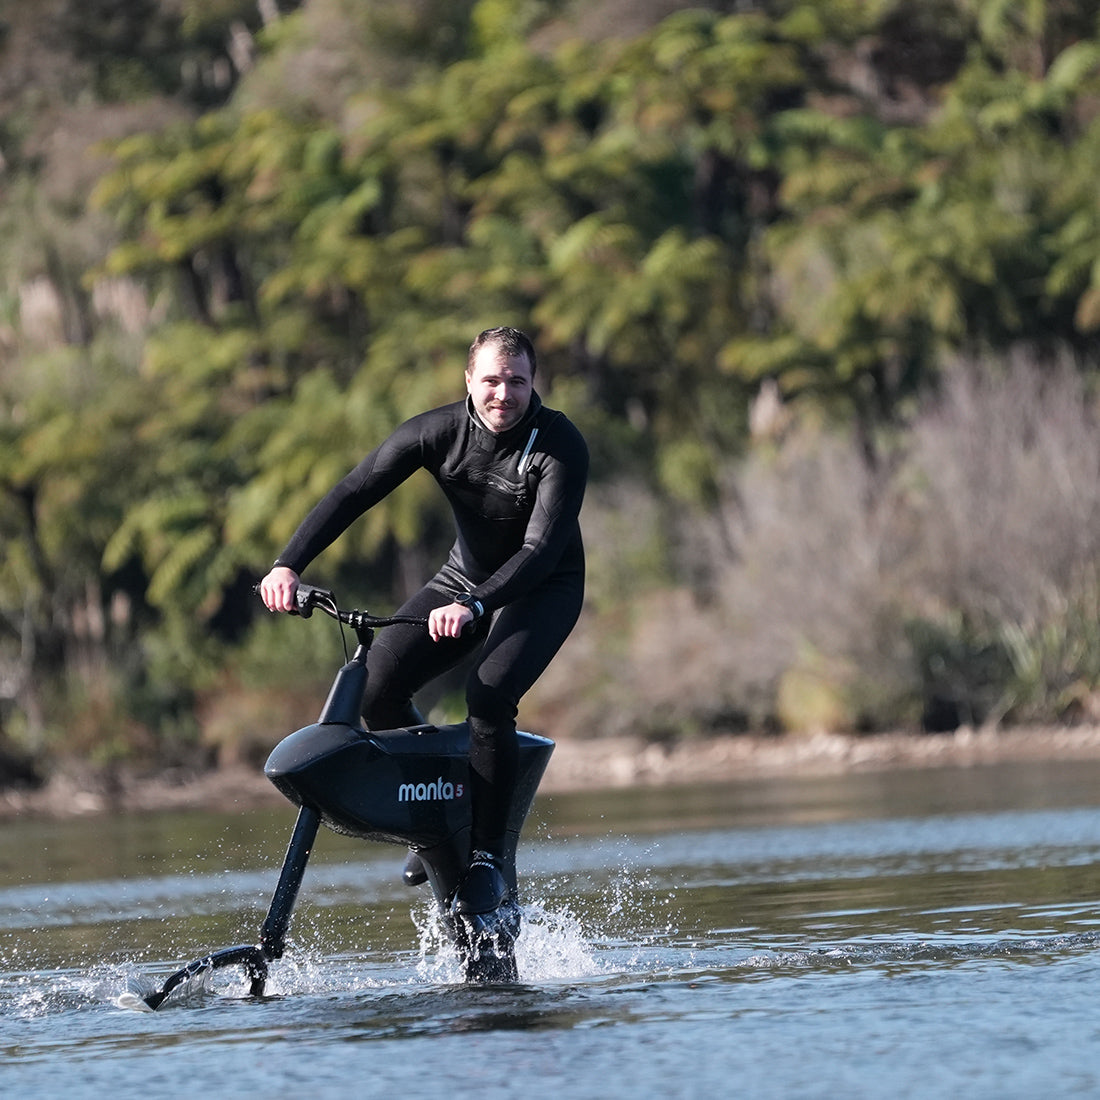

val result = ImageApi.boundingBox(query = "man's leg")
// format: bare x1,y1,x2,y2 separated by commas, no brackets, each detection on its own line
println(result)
455,576,583,913
361,584,486,885
360,584,484,730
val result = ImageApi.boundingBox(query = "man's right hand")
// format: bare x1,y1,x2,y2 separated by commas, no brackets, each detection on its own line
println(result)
260,565,300,613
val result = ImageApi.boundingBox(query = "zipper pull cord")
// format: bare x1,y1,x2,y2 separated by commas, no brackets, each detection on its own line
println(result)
518,427,538,475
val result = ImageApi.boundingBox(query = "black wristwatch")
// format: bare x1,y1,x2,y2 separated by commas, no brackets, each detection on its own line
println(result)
454,592,484,619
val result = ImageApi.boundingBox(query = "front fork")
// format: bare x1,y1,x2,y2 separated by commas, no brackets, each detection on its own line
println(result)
260,805,320,960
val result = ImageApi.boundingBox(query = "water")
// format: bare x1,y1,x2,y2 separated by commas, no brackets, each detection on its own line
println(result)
4,758,1100,1097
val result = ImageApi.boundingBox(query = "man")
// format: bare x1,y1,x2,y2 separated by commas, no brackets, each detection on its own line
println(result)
259,326,588,919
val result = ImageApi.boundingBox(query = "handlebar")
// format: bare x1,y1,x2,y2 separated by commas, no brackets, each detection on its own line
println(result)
294,583,429,629
256,582,428,631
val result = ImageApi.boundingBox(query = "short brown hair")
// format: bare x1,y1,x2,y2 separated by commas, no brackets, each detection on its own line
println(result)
467,326,537,376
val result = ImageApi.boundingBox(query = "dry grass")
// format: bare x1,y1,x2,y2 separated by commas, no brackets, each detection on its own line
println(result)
528,354,1100,739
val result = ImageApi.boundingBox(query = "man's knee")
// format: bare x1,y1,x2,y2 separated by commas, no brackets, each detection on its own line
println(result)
466,684,517,737
362,668,423,730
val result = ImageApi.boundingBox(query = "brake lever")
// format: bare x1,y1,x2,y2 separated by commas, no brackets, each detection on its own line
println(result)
293,583,335,618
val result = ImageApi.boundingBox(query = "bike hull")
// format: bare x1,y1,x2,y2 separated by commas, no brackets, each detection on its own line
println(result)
265,719,553,981
264,720,554,895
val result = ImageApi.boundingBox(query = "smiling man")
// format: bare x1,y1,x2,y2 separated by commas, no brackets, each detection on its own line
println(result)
259,326,589,920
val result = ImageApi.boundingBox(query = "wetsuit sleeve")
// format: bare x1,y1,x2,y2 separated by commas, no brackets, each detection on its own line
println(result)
469,417,589,613
274,414,435,574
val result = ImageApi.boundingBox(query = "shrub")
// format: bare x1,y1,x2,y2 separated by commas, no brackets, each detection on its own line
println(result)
536,353,1100,739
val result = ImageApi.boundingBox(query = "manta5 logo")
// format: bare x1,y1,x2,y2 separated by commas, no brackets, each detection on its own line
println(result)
397,777,464,802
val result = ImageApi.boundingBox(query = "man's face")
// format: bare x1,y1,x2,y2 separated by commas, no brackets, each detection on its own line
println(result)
465,346,534,433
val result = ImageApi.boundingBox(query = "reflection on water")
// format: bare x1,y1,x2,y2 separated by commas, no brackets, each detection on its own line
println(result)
5,758,1100,1096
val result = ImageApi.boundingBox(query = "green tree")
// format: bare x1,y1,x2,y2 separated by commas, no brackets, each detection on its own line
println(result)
11,0,1100,767
748,15,1100,453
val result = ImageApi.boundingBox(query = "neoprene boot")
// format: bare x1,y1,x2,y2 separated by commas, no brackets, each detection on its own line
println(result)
452,850,509,915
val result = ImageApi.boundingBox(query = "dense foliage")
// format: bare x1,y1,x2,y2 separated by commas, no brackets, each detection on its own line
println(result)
3,0,1100,777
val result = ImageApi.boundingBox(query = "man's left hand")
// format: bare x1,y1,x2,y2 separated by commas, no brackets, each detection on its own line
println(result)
428,602,475,641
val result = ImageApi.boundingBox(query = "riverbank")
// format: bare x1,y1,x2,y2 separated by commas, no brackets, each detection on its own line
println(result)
5,724,1100,820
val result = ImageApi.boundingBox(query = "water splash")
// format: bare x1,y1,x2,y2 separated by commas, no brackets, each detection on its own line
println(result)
118,966,212,1011
408,896,606,984
4,970,94,1018
518,850,686,975
411,904,466,984
514,900,605,981
0,959,182,1018
16,848,681,1014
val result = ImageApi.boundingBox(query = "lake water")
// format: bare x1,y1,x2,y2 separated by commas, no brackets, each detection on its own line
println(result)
5,757,1100,1097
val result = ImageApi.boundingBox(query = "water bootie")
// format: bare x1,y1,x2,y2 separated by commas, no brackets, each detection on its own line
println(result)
402,849,428,887
453,851,509,915
450,852,520,982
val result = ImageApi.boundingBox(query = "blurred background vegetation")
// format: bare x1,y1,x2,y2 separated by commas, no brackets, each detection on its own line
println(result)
3,0,1100,789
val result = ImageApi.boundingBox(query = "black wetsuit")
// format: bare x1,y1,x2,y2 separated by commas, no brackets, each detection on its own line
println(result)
274,393,588,854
